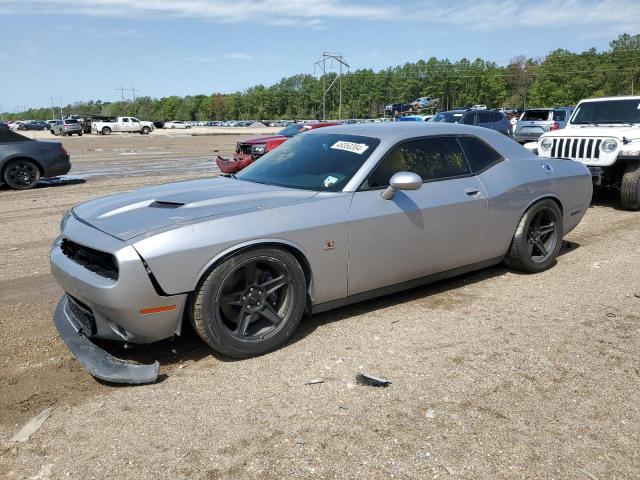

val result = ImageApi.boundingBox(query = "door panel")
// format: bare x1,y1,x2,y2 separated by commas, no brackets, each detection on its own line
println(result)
348,176,488,296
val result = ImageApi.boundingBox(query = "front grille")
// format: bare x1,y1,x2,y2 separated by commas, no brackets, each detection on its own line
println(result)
550,137,603,161
60,238,119,280
236,143,253,155
66,295,96,335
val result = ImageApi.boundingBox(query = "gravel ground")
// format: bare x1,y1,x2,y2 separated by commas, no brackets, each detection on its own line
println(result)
0,133,638,479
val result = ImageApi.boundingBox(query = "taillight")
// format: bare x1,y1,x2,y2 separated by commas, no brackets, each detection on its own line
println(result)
550,121,560,131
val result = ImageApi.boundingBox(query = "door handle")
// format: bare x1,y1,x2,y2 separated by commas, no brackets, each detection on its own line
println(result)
465,188,480,196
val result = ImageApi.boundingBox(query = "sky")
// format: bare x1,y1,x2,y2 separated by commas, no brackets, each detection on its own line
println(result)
0,0,639,112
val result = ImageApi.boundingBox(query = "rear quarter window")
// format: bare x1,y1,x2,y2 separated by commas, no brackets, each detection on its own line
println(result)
458,136,503,173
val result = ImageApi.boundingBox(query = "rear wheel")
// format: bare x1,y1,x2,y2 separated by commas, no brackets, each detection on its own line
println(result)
620,161,640,210
505,199,563,273
191,248,307,358
3,159,41,190
101,127,111,135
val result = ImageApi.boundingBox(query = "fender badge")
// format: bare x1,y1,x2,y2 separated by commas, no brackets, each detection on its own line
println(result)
324,240,335,250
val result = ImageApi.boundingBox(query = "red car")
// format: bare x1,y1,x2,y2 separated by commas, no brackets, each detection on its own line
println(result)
216,122,339,174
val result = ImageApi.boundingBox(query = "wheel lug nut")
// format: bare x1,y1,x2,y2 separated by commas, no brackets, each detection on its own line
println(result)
242,296,246,300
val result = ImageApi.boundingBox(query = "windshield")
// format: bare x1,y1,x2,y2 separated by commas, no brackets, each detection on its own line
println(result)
277,124,307,137
429,112,463,123
236,133,380,191
571,99,640,125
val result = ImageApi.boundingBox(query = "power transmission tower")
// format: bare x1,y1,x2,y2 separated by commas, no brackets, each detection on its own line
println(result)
314,51,350,120
116,85,127,101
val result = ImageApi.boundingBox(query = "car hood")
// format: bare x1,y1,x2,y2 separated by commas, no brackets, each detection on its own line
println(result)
240,135,287,145
545,125,640,141
72,177,317,241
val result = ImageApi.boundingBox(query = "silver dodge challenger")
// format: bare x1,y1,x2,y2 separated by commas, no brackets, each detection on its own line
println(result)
50,123,592,383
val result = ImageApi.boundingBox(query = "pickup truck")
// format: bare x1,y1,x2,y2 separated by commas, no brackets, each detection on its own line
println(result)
92,117,155,135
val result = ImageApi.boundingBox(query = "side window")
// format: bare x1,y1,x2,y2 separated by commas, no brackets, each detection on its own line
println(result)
122,118,130,123
553,110,566,121
478,111,493,124
364,137,471,189
458,136,503,173
460,112,475,125
490,112,502,122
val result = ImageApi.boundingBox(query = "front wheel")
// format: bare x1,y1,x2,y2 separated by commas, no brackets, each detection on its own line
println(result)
3,159,41,190
504,199,563,273
620,161,640,210
141,126,150,135
191,248,307,358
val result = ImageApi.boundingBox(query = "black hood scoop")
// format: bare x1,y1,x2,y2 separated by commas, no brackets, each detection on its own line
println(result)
150,200,184,209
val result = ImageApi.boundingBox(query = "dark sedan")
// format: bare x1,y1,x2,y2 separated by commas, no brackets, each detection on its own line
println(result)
1,129,71,190
18,121,50,131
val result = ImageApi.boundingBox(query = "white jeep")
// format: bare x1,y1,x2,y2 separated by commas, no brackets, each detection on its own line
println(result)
526,96,640,210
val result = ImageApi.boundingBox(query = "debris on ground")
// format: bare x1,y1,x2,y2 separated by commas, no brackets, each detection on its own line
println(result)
294,437,305,445
305,378,324,385
356,373,392,387
425,409,435,419
445,465,456,476
11,407,54,442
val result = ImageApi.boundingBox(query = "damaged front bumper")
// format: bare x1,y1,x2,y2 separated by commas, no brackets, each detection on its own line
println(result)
54,295,159,384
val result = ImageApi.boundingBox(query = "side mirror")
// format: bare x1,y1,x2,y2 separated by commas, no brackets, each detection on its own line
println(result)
381,171,422,200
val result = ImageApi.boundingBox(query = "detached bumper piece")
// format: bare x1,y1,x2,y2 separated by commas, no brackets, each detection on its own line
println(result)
54,295,159,384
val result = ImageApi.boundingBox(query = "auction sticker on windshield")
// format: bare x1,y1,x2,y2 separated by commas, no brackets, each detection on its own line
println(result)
331,141,370,155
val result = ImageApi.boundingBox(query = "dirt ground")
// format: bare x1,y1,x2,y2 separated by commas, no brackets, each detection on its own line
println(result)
0,132,638,479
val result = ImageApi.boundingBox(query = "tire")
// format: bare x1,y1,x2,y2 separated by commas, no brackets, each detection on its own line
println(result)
50,130,55,135
191,248,307,358
620,161,640,210
141,126,150,135
101,127,111,135
504,199,563,273
3,159,41,190
78,132,83,136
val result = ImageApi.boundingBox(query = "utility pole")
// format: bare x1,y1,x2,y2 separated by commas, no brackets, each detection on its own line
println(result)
314,51,350,120
130,86,137,102
49,97,56,119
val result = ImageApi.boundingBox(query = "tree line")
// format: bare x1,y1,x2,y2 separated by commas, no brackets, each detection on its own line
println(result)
5,33,640,122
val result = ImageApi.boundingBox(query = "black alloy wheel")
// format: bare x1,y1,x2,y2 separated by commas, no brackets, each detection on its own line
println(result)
505,199,563,273
526,208,559,263
217,258,294,340
3,159,41,190
191,248,307,358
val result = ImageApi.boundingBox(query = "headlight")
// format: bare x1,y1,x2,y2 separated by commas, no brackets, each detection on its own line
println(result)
251,144,266,155
60,209,72,233
540,137,553,151
601,138,618,153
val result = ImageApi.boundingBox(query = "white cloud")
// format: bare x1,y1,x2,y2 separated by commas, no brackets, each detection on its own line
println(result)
422,0,640,33
0,0,398,25
0,0,638,34
222,53,254,60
